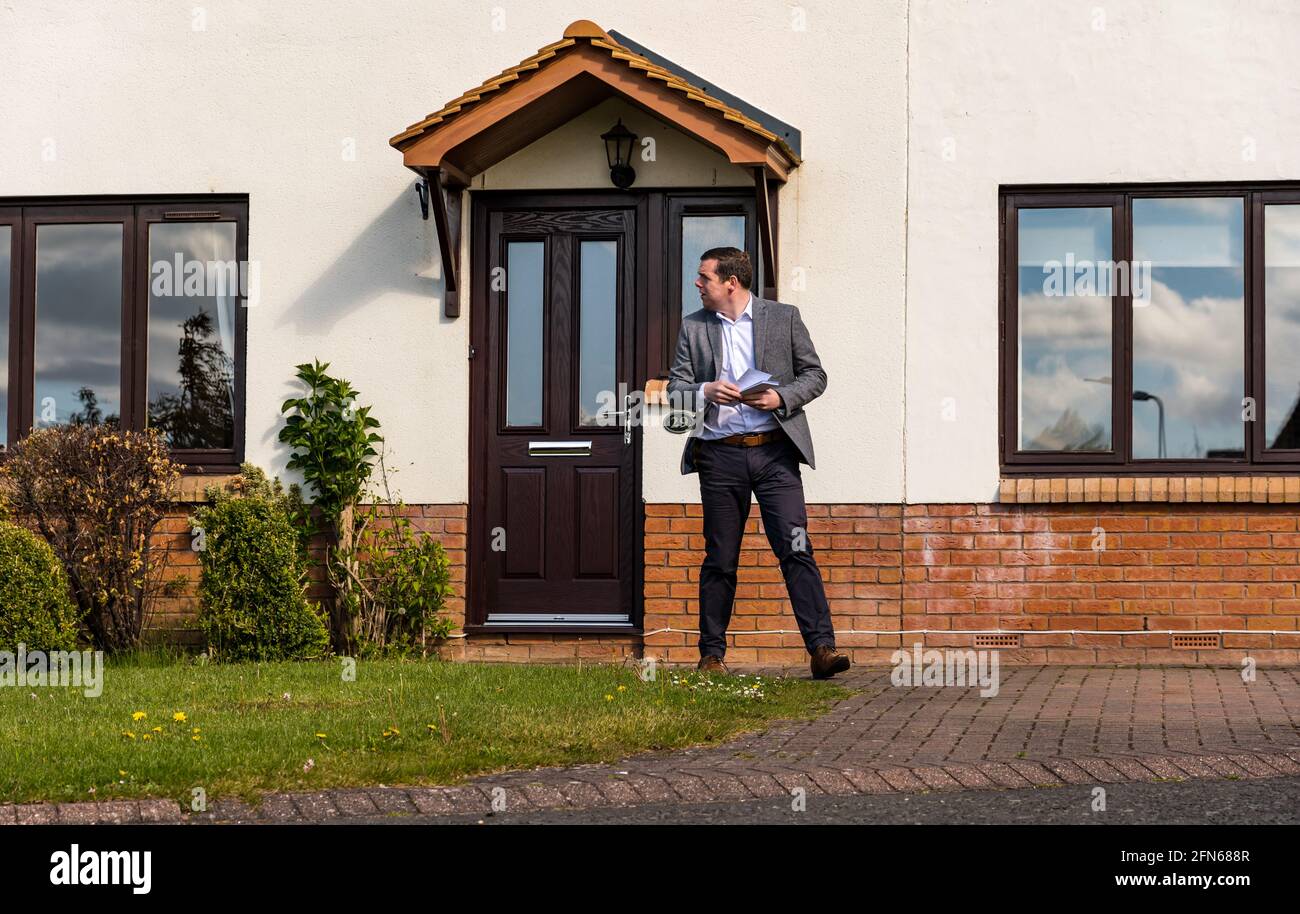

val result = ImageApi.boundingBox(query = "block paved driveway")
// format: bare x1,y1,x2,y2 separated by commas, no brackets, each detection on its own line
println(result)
9,665,1300,824
435,664,1300,813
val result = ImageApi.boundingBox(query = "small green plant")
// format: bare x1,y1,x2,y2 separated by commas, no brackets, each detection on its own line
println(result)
278,360,382,651
191,466,330,662
332,455,455,657
0,521,83,651
277,359,381,528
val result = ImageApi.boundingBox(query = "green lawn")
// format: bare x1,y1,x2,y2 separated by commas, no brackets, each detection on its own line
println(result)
0,655,847,805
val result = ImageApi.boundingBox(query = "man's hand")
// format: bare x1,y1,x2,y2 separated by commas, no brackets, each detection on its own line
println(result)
740,389,782,411
703,380,742,405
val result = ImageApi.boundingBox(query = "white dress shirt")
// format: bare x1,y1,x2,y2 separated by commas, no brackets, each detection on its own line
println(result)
697,293,780,439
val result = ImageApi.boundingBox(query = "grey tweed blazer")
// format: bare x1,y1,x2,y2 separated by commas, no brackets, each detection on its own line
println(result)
666,295,827,474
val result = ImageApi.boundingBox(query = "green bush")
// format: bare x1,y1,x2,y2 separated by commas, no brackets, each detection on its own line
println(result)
1,425,179,653
0,521,83,652
343,496,456,658
191,466,330,662
278,358,382,652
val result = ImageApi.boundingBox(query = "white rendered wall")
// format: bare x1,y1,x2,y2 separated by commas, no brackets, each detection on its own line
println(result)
9,1,1286,508
469,2,910,506
0,0,908,505
904,0,1300,503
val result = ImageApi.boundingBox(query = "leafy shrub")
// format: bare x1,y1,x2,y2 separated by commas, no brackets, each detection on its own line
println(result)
2,425,179,653
277,360,456,655
191,466,330,662
337,486,456,657
278,359,381,527
0,521,83,651
278,359,382,651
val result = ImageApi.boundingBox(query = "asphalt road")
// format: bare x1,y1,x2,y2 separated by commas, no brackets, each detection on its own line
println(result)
323,775,1300,825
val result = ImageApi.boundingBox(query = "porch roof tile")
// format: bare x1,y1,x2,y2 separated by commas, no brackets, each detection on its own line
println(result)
388,20,799,166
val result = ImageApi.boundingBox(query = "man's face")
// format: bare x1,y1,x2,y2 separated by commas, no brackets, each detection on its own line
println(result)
695,258,732,311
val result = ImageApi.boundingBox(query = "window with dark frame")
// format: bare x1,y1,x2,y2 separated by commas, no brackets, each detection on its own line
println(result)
661,192,759,377
1001,184,1300,474
0,197,248,472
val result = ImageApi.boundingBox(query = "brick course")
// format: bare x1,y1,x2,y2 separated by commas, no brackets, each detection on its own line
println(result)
149,499,641,663
146,502,468,649
644,502,1300,667
144,498,1300,666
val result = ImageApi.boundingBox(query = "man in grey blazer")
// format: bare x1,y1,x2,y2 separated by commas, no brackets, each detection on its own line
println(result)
667,247,849,680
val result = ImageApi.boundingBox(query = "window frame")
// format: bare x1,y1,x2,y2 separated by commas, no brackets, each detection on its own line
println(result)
497,231,550,433
0,208,21,449
999,182,1299,475
0,195,248,473
1253,189,1300,465
22,204,136,436
661,191,759,377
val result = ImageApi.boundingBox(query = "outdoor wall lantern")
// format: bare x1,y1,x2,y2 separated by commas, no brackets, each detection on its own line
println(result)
601,119,638,188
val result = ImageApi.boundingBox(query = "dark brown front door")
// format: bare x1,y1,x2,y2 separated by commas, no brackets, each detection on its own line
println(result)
473,202,639,626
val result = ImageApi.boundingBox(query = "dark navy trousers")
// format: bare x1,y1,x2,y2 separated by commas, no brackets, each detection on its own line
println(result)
694,435,836,659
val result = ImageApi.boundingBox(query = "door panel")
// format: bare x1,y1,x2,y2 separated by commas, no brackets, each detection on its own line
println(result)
480,205,637,624
575,467,619,578
501,467,545,578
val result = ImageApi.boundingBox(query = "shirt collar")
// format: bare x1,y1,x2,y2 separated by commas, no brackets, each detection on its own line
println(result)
715,293,755,324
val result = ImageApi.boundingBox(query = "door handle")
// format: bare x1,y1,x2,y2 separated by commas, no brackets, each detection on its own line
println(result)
528,440,592,457
600,393,635,446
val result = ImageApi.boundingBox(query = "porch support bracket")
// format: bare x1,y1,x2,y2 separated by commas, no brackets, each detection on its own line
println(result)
419,166,466,318
754,166,778,300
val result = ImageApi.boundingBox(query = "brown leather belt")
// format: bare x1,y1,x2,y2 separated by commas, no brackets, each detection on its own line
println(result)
708,430,785,447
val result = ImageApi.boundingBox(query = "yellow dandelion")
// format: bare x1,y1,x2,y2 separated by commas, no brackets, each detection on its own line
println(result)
131,711,147,721
122,731,135,740
141,734,152,741
616,685,627,692
191,734,201,742
173,711,187,723
605,694,614,701
151,726,162,733
315,732,328,739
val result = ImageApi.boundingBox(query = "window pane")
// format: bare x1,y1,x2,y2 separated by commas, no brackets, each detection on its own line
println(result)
505,241,544,427
1264,205,1300,449
147,222,238,449
1016,207,1113,451
577,240,617,427
0,226,9,447
34,223,122,427
1132,198,1244,459
682,215,745,317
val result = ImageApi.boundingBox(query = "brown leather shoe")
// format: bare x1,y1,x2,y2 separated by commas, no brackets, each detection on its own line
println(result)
697,655,729,674
810,644,850,679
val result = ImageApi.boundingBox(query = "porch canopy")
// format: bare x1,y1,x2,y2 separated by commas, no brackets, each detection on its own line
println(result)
389,19,802,314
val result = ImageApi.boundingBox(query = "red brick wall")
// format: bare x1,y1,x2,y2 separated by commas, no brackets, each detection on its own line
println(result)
146,498,1300,666
148,511,205,645
447,635,641,664
145,503,468,649
643,504,905,666
644,502,1300,666
148,500,639,663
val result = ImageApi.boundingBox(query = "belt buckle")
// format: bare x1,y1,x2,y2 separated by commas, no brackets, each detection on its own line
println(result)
743,433,761,446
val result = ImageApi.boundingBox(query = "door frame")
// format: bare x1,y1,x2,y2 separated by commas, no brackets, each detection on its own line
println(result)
466,190,651,633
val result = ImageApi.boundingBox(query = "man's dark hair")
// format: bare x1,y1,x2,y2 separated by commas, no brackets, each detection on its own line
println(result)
700,247,752,290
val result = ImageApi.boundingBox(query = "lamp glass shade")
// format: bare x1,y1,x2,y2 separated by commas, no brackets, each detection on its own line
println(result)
601,119,636,170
